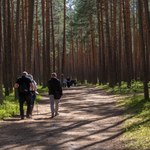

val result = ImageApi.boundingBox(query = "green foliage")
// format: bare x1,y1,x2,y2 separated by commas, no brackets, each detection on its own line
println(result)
36,94,41,102
0,95,19,120
97,80,150,149
96,83,110,90
81,80,96,87
120,95,150,150
98,81,144,94
131,80,143,93
37,85,48,94
67,0,97,44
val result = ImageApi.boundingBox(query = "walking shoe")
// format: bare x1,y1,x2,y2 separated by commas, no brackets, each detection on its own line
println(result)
26,115,32,119
51,113,54,118
55,112,59,116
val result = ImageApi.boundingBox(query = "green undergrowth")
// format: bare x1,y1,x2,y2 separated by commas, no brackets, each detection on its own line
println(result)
97,81,150,150
0,93,19,119
120,95,150,150
0,86,45,120
97,81,144,94
37,85,48,94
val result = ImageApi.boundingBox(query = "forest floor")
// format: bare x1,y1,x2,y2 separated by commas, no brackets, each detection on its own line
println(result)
0,86,127,150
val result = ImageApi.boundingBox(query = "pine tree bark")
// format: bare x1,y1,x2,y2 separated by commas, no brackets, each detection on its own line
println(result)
50,0,55,72
105,1,113,87
42,0,47,86
123,0,133,87
46,0,51,80
27,0,34,72
0,1,3,103
138,0,149,101
62,0,66,74
15,0,20,76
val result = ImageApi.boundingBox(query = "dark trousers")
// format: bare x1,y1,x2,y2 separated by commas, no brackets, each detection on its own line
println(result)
19,94,32,118
67,81,70,87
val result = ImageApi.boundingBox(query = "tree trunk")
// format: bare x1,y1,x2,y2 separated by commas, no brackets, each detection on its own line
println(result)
61,0,66,74
15,0,20,77
105,1,113,87
138,0,149,101
27,0,34,72
0,0,3,103
42,0,47,86
46,0,51,80
50,0,55,72
123,0,133,87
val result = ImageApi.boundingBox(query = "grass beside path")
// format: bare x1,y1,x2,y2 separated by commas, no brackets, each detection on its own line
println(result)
97,81,150,150
0,93,19,119
120,95,150,150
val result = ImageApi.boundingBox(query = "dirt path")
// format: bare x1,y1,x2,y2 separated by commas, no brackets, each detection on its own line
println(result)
0,86,126,150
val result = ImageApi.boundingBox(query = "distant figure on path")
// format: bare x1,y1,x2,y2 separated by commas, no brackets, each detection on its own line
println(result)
70,79,77,86
66,77,71,88
63,78,67,87
48,73,62,118
14,71,33,119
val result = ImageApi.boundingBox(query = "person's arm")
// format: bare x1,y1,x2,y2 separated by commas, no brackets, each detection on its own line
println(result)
30,82,34,90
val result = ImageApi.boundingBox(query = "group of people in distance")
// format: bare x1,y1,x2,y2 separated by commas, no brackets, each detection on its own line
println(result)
61,75,77,88
14,71,63,119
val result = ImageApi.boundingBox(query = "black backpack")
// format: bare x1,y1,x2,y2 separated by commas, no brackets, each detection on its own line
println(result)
19,82,29,94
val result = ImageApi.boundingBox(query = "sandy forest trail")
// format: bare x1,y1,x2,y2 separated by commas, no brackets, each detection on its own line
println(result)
0,86,126,150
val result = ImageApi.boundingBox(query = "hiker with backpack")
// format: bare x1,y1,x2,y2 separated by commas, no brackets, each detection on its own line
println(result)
28,74,38,115
48,72,63,118
14,71,33,119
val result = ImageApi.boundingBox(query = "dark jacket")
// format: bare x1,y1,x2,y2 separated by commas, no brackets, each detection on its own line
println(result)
16,75,32,96
48,77,62,96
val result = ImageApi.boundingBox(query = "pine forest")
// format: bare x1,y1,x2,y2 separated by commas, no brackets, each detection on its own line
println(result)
0,0,149,102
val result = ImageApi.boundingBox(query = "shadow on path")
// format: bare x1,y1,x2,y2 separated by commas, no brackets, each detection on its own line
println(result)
0,86,126,150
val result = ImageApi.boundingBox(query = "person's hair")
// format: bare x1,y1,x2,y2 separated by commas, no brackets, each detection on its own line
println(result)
51,72,57,78
22,71,28,76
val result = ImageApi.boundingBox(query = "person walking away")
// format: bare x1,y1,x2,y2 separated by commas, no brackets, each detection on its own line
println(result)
14,71,33,119
28,74,38,115
66,77,71,88
48,73,62,118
